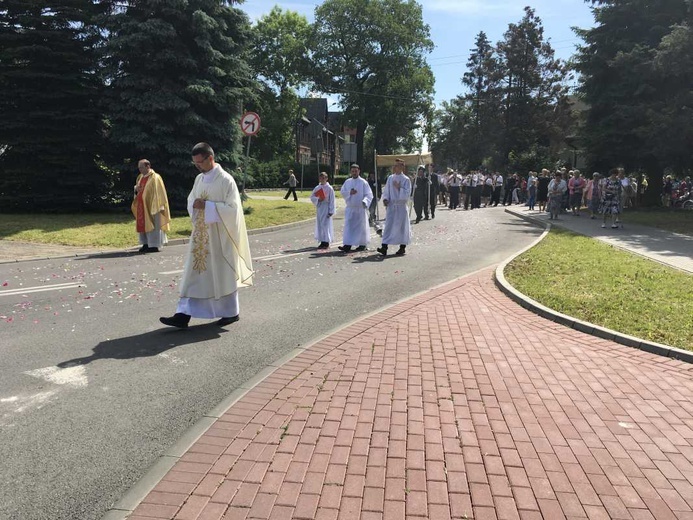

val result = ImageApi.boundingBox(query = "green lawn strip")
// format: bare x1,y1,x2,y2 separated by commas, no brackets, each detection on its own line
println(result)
0,199,315,249
623,209,693,236
504,227,693,351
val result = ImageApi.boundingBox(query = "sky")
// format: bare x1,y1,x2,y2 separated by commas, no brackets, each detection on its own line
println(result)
240,0,596,107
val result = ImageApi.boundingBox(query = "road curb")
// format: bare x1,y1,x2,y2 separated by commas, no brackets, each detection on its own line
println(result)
496,210,693,365
0,218,314,265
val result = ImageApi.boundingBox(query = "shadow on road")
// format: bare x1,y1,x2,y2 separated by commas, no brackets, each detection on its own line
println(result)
75,251,141,260
57,325,227,367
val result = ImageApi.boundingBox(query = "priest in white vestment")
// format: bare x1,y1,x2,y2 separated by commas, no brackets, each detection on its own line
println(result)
310,172,336,249
160,143,253,328
338,163,373,252
377,159,412,256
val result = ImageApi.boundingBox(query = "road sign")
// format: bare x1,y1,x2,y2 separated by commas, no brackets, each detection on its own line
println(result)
240,111,261,136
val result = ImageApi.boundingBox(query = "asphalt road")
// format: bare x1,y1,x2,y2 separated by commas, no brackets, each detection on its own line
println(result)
0,205,541,520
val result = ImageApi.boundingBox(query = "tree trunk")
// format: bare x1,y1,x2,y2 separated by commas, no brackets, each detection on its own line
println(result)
356,120,367,168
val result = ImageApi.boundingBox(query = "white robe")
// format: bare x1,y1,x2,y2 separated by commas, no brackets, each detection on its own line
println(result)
310,182,336,243
381,172,412,246
176,165,254,318
340,176,373,246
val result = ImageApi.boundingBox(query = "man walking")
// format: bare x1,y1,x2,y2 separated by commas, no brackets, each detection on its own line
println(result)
339,163,373,252
377,159,411,256
428,166,439,218
413,165,429,222
283,169,298,201
310,172,336,249
159,143,253,328
131,159,170,253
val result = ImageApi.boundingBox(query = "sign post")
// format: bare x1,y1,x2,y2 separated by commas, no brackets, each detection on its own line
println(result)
239,111,261,194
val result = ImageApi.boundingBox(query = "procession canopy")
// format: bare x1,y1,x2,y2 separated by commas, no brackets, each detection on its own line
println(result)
375,152,433,167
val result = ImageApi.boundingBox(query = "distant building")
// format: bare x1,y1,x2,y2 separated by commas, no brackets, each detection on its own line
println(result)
297,98,353,176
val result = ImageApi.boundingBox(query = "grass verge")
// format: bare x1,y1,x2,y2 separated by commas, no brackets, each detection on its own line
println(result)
0,199,315,249
624,208,693,236
504,227,693,351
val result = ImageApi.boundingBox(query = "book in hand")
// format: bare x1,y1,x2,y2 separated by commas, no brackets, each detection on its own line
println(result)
315,187,325,200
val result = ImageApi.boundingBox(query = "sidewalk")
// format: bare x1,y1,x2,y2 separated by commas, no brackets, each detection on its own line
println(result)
505,206,693,274
110,266,693,520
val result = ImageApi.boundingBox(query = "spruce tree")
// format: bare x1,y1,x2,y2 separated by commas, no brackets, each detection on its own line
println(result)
0,0,107,211
574,0,689,201
104,0,256,206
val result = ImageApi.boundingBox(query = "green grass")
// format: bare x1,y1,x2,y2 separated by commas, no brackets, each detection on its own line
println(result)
0,199,315,249
505,227,693,351
623,208,693,236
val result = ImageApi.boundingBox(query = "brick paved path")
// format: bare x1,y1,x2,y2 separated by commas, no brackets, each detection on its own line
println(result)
127,269,693,520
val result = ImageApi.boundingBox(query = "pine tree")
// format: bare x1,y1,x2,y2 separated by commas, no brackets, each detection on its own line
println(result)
103,0,256,206
0,0,107,211
497,7,570,169
574,0,689,201
462,31,502,168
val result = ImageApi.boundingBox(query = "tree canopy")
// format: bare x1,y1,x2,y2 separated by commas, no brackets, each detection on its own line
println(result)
311,0,435,166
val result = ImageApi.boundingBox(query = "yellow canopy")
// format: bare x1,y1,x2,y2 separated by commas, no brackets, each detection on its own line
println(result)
375,152,433,167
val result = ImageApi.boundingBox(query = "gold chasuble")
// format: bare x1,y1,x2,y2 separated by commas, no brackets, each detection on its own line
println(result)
179,165,254,300
130,170,171,233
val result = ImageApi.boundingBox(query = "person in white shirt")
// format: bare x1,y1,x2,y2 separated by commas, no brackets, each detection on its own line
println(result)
339,163,373,252
160,143,253,328
377,159,412,256
310,172,336,249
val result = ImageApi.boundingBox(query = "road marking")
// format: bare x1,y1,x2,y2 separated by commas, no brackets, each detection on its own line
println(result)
0,390,59,426
0,282,84,297
157,234,379,275
24,366,88,388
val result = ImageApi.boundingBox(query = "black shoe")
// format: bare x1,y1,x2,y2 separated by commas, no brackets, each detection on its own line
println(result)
424,216,429,220
139,244,148,253
216,315,239,327
431,214,435,219
395,246,406,256
355,245,366,251
337,245,351,252
317,242,329,249
159,312,190,329
147,247,159,253
377,246,388,256
415,218,421,223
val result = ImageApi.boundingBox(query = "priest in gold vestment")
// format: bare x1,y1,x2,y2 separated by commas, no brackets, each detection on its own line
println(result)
131,159,170,253
160,143,253,328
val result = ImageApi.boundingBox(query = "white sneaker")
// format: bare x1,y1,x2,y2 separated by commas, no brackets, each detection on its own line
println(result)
601,223,606,228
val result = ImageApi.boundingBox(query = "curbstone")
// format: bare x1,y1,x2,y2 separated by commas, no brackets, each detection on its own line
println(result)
496,210,692,365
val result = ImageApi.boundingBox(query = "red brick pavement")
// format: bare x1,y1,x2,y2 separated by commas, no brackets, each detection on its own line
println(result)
127,269,693,520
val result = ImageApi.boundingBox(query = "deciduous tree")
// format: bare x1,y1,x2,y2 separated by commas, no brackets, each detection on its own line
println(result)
311,0,434,164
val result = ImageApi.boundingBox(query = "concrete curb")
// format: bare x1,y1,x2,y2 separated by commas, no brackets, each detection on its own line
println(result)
496,211,693,365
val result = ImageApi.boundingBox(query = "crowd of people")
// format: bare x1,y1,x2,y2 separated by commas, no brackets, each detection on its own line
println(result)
308,163,693,253
130,150,690,328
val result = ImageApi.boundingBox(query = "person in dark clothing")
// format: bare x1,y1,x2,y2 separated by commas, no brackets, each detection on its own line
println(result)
502,174,517,205
413,165,430,223
367,171,382,227
427,167,439,219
